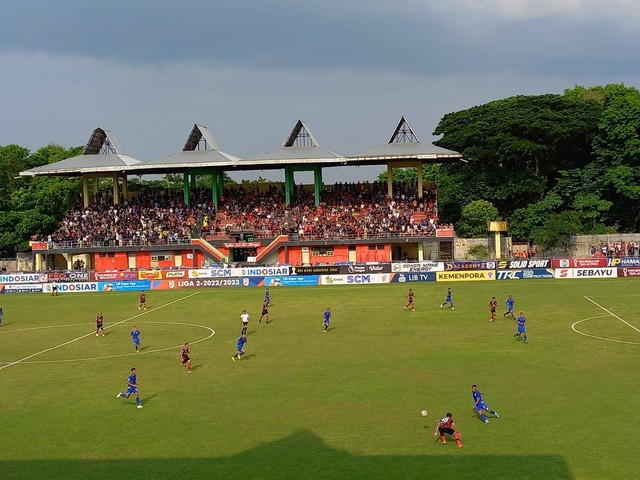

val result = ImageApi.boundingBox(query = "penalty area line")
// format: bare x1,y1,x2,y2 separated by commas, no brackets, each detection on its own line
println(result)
583,296,640,335
0,291,201,371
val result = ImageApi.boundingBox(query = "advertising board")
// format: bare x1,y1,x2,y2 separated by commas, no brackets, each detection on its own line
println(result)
436,270,495,282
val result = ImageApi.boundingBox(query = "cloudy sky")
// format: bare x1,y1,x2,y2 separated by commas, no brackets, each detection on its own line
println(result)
1,0,639,183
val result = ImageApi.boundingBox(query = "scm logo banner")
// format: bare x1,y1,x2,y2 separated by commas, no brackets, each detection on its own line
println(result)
436,270,495,282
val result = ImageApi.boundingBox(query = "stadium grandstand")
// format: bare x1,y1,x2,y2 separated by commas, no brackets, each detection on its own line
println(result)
20,117,463,270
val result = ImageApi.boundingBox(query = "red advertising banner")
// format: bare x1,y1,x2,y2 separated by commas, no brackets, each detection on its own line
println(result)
137,270,162,280
551,258,608,268
617,267,640,277
93,271,139,281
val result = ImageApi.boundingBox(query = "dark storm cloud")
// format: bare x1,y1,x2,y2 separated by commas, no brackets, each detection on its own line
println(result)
1,0,639,77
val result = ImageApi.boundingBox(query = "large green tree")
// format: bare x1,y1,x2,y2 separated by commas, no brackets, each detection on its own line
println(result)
432,94,602,224
0,144,82,254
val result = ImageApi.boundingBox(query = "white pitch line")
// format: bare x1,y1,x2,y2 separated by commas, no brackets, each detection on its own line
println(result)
0,291,201,371
572,316,640,345
584,296,640,334
2,321,216,364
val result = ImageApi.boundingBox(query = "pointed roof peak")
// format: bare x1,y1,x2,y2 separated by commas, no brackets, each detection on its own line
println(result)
282,120,319,148
388,116,420,144
183,124,220,151
83,128,123,155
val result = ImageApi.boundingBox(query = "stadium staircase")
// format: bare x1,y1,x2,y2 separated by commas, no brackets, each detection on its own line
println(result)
412,211,427,222
191,238,226,262
256,235,289,263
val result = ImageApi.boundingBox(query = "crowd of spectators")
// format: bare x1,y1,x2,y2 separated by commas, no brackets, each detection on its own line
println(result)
48,181,443,246
217,181,441,240
49,189,215,247
592,241,640,257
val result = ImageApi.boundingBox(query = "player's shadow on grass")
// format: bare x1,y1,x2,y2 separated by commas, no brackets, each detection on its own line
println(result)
141,394,157,405
0,430,574,480
240,354,256,360
139,345,151,351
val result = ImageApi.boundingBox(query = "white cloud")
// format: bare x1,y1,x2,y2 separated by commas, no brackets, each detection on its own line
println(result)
430,0,640,21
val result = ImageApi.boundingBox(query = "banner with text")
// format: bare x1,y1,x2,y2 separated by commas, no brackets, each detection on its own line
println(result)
436,270,496,282
320,274,391,285
392,262,444,273
443,261,496,271
497,259,552,270
554,268,617,279
390,272,437,283
496,269,555,280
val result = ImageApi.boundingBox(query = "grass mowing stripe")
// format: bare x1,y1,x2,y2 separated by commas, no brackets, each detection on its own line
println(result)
0,291,200,371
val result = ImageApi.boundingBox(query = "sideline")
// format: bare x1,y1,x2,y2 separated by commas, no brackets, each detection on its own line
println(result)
0,292,201,371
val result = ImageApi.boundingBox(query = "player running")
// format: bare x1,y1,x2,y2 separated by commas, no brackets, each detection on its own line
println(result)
323,307,331,332
130,326,141,352
514,311,528,343
96,312,105,336
116,367,143,408
264,288,271,307
488,297,497,322
181,343,192,373
138,291,147,311
434,413,463,447
472,384,499,424
232,333,248,361
241,309,249,334
439,288,454,309
259,302,270,324
404,289,415,312
503,295,515,320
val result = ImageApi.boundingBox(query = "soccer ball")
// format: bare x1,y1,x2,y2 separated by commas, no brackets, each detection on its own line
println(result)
420,410,428,417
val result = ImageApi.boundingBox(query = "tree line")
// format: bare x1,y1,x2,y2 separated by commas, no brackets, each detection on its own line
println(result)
2,84,639,255
381,84,640,251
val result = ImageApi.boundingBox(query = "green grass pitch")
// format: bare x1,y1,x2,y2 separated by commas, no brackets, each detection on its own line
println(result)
1,279,639,480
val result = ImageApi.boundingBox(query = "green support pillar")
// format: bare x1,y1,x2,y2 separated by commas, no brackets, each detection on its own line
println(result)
313,165,323,207
211,173,218,210
190,174,197,190
217,171,225,198
284,166,294,206
183,173,189,205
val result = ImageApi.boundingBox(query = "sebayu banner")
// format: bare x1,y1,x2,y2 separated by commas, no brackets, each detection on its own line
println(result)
496,269,555,280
